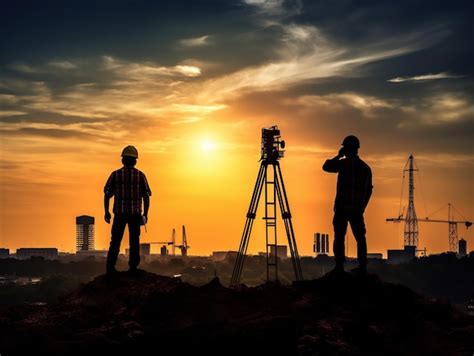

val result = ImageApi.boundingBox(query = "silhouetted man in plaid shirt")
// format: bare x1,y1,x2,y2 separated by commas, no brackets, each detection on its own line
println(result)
104,145,152,274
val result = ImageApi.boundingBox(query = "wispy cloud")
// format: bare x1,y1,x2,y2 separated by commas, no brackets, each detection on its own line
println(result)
398,92,474,126
179,35,211,47
294,93,394,118
197,25,443,101
102,56,201,78
10,63,39,73
388,72,463,83
0,110,26,117
243,0,302,18
49,61,77,69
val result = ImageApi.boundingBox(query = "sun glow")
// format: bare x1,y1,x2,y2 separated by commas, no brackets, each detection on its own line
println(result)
200,139,217,152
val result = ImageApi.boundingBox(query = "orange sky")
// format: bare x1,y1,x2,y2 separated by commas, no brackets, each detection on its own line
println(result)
1,114,472,257
1,1,473,258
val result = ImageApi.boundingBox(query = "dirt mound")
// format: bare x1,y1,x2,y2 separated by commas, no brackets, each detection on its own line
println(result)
1,270,472,355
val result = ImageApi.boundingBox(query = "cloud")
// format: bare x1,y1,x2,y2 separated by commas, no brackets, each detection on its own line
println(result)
294,93,394,118
179,35,211,47
0,94,19,105
10,63,38,73
49,61,77,69
388,72,464,83
243,0,302,18
0,127,98,139
102,56,201,78
196,24,443,102
399,92,474,125
0,110,26,117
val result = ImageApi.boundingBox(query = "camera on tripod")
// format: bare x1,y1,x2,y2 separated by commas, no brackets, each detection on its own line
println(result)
261,125,286,162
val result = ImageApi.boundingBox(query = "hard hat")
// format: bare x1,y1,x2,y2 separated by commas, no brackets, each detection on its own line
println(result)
121,145,139,158
342,135,360,149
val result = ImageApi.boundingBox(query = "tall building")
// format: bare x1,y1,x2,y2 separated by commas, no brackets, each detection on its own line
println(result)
0,248,10,259
76,215,95,251
314,233,330,255
458,239,467,257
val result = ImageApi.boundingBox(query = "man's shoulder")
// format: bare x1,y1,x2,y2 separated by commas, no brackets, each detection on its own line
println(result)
133,168,148,178
112,167,125,174
357,157,371,172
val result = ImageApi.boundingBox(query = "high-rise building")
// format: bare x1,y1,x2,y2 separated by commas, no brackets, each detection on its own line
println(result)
76,215,95,251
458,239,467,257
0,248,10,259
314,233,330,255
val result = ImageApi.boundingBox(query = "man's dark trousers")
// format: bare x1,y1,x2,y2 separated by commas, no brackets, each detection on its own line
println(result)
333,208,367,267
106,214,141,270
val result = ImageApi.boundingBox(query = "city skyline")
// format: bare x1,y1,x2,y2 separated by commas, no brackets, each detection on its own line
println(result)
1,1,473,256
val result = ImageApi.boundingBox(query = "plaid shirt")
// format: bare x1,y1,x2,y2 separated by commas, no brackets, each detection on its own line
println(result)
104,167,152,214
323,156,372,211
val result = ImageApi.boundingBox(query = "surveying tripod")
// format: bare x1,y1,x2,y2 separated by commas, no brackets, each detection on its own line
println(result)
230,126,303,287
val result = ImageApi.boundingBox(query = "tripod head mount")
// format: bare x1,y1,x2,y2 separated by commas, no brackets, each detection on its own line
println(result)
261,125,285,163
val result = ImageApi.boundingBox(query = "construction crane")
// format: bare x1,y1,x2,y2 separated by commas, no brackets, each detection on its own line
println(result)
175,225,190,256
386,155,419,248
171,228,176,256
419,203,471,252
387,155,472,253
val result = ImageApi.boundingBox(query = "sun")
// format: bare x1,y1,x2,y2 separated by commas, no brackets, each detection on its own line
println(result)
200,139,217,153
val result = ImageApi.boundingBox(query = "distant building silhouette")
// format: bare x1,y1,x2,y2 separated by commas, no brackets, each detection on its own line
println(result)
16,248,58,260
212,251,238,261
0,248,10,259
458,238,467,257
314,233,330,255
387,246,416,264
126,244,151,259
75,250,108,259
367,253,383,259
270,245,288,259
76,215,95,251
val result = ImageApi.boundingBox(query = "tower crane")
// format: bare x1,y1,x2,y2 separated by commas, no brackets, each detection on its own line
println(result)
386,155,419,248
387,155,472,253
175,225,190,256
419,203,471,252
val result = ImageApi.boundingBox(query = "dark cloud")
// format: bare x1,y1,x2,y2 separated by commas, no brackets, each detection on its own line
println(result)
0,0,472,158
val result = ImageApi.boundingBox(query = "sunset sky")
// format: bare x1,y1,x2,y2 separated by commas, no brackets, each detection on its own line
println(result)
1,0,473,257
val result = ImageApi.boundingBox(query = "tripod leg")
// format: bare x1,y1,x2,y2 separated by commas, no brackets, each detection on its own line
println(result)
275,163,304,281
230,163,267,287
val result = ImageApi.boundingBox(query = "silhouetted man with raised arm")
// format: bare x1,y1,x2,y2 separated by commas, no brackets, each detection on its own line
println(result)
104,145,152,275
323,136,372,275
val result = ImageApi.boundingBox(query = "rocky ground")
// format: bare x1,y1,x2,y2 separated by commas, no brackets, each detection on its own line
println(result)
0,270,472,355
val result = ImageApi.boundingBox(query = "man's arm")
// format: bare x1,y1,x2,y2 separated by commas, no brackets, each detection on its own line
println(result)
362,167,373,211
104,195,111,224
103,172,115,224
322,147,345,173
143,195,150,220
140,172,152,221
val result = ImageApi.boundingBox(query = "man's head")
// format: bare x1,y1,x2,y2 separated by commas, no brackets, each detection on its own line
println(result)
341,135,360,156
121,145,138,167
